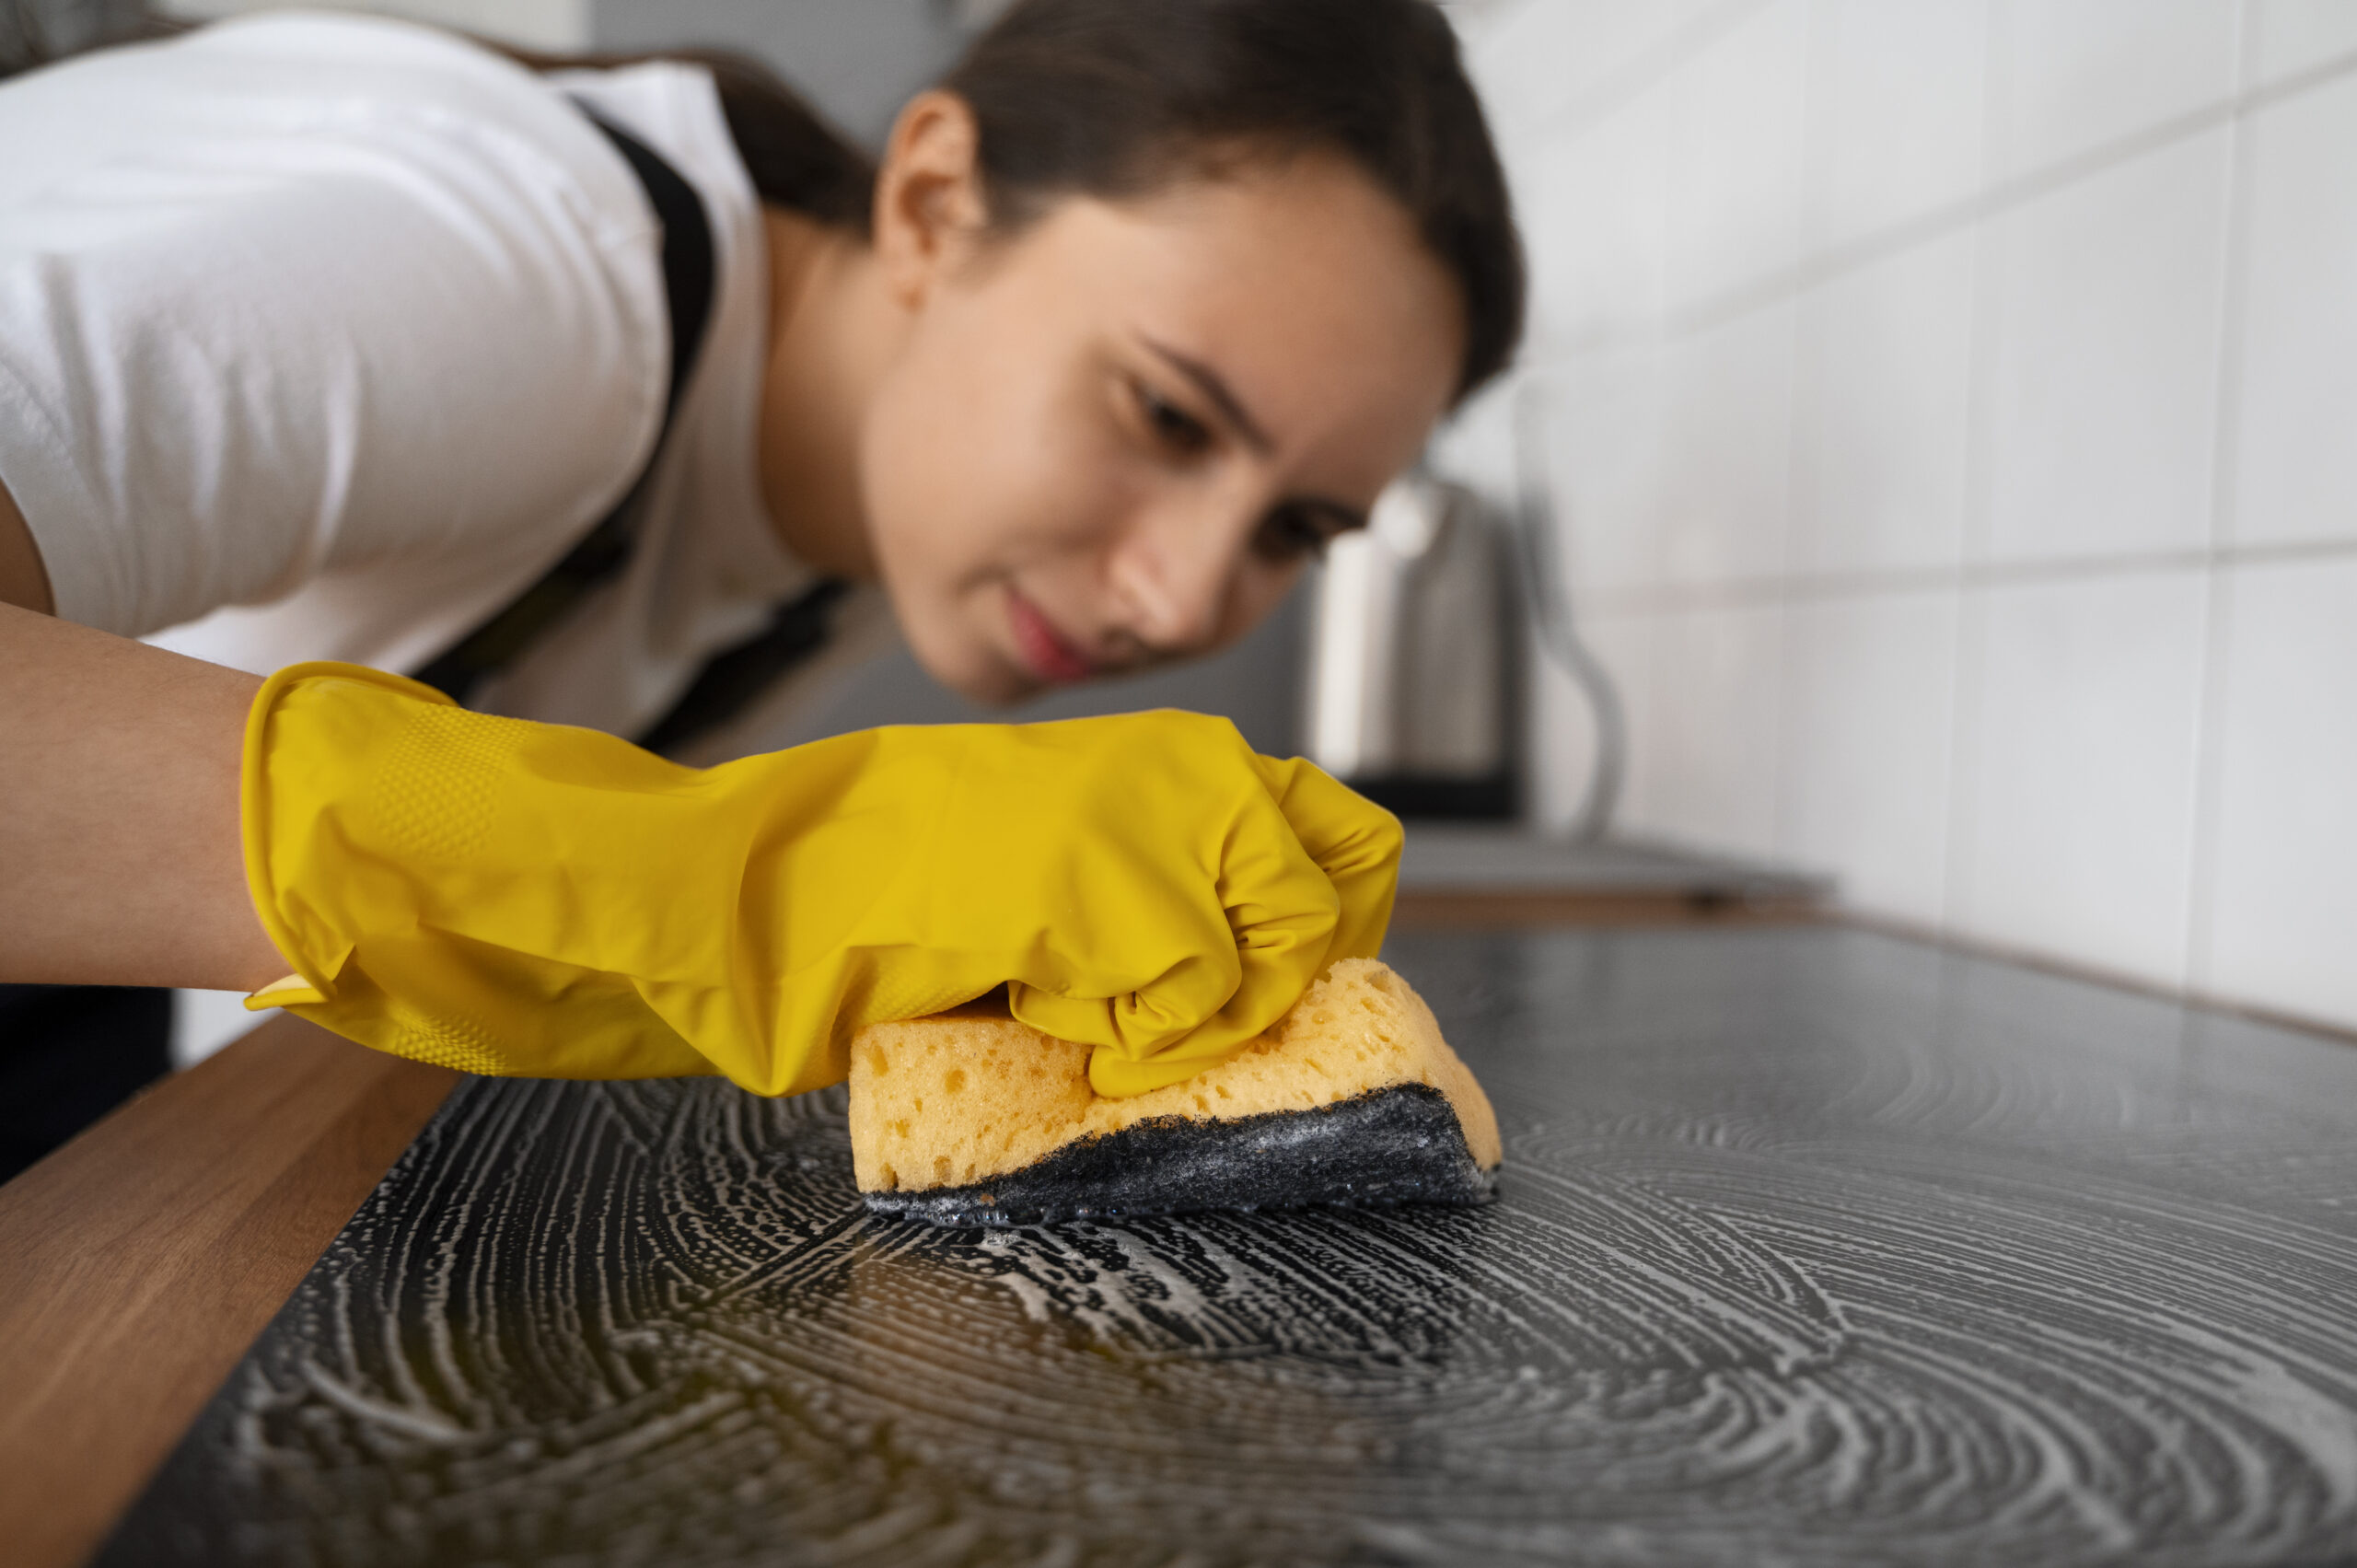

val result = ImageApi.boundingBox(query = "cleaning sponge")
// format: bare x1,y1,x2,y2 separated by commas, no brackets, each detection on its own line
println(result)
850,958,1501,1226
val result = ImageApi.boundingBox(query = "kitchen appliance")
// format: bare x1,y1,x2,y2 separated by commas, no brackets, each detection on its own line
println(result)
1303,470,1518,819
1305,381,1628,835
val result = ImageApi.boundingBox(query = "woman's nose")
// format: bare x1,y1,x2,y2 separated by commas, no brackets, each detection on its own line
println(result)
1105,496,1252,656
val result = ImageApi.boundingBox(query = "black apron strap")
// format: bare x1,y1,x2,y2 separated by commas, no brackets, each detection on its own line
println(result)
410,108,717,707
634,575,851,757
0,984,171,1183
409,106,854,761
412,103,857,759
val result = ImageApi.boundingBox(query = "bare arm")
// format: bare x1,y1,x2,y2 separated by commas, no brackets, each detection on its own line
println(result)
0,593,287,992
0,472,53,615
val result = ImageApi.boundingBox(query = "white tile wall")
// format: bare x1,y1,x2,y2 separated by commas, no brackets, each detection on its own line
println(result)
1458,0,1739,143
1955,570,2210,988
2230,74,2357,547
1655,304,1797,586
1449,0,2357,1035
1775,587,1958,923
1515,86,1677,348
1803,0,1990,248
1540,345,1674,591
1790,230,1978,576
1989,0,2240,179
1979,131,2233,565
2200,556,2357,1025
1622,601,1786,857
1664,0,1814,308
2248,0,2357,85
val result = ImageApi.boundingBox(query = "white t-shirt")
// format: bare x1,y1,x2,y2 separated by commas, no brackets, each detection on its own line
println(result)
0,11,891,756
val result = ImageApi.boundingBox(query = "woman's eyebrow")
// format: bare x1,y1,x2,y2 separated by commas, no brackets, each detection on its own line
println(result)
1138,338,1365,529
1143,338,1274,454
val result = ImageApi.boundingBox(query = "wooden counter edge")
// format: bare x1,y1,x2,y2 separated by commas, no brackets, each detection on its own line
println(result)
0,1015,458,1568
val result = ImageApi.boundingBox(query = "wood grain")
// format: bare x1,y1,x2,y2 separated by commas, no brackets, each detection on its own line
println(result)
0,1015,456,1568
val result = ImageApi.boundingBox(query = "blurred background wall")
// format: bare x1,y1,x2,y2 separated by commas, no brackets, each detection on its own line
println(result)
1436,0,2357,1036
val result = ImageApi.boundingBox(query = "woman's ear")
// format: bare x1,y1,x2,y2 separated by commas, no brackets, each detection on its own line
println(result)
872,89,993,310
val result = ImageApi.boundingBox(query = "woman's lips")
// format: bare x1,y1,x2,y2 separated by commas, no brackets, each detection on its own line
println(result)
1005,587,1097,686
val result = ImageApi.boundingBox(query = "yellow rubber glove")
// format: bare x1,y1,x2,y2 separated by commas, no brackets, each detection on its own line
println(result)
238,662,1400,1098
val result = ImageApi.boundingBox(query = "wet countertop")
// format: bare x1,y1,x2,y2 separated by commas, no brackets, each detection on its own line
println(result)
84,923,2357,1565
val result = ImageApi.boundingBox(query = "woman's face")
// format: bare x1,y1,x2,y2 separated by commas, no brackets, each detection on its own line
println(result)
858,115,1466,705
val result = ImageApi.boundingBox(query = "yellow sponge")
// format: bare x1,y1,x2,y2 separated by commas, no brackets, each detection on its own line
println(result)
849,958,1501,1225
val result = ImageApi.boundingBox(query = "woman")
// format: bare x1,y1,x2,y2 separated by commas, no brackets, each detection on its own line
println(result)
0,0,1523,1157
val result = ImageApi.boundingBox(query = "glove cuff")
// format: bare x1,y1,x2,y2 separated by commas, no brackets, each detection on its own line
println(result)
238,661,711,1081
240,662,456,1010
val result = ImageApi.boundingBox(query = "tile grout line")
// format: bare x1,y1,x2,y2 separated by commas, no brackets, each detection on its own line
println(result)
1764,0,1833,877
1937,0,2013,952
1519,0,1776,149
1573,534,2357,618
2180,0,2265,1008
1517,37,2357,371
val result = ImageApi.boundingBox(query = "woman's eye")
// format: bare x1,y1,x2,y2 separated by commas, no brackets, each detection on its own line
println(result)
1253,505,1342,564
1134,382,1213,456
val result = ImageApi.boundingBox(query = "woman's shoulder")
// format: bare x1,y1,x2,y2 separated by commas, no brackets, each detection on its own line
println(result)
0,14,645,230
0,15,705,642
544,55,757,239
168,9,527,75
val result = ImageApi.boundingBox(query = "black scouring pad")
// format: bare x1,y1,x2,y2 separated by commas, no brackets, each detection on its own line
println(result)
849,959,1504,1228
861,1082,1497,1227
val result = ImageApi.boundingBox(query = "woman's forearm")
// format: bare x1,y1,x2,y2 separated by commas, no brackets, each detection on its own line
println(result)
0,474,54,614
0,602,287,991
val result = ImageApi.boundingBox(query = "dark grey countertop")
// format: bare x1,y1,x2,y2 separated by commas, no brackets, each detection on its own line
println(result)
1397,827,1834,903
103,925,2357,1565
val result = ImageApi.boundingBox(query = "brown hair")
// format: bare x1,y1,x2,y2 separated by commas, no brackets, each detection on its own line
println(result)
941,0,1524,401
664,50,878,236
672,1,1525,401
